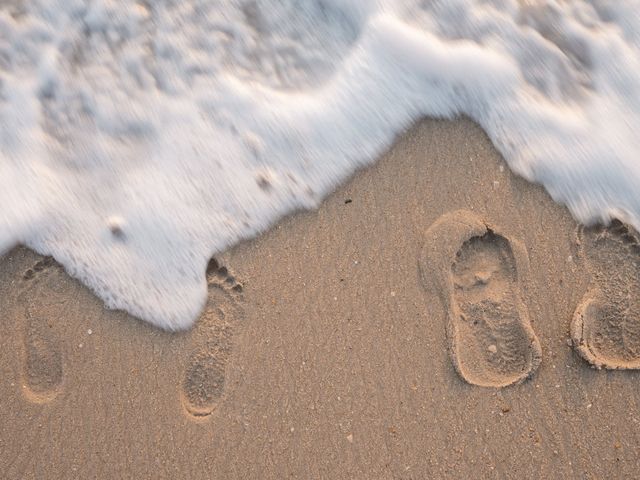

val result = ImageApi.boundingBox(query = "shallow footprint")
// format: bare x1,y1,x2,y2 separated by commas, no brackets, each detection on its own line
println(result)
18,257,67,403
181,259,244,418
421,210,542,388
571,220,640,369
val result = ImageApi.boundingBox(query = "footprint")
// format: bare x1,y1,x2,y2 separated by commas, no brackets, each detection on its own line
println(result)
420,210,542,388
571,220,640,369
180,258,244,418
18,256,68,403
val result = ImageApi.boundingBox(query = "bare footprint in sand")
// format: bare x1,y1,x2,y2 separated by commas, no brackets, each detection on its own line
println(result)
18,256,72,403
420,211,542,388
571,220,640,370
181,259,244,418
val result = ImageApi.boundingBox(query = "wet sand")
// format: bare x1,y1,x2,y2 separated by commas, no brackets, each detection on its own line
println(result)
2,118,640,479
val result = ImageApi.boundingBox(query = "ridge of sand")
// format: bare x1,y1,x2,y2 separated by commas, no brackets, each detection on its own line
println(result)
421,210,542,388
571,221,640,370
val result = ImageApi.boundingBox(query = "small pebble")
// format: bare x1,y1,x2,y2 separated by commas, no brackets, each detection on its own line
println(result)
488,344,497,354
474,271,492,284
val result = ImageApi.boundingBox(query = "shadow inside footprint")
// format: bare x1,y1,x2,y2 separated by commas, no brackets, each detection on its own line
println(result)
571,221,640,369
421,211,542,388
22,305,64,402
18,256,68,403
181,258,243,418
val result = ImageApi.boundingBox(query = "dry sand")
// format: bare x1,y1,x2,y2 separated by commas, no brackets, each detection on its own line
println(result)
2,118,640,479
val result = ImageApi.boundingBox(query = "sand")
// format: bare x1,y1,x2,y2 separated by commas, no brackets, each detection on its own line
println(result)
2,118,640,479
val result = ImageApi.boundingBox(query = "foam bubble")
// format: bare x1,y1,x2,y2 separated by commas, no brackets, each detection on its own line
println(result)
1,0,640,329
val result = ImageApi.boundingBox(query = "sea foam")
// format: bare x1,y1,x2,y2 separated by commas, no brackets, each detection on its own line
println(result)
1,0,639,329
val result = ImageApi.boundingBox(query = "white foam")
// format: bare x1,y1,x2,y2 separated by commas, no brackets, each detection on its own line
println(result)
2,0,640,329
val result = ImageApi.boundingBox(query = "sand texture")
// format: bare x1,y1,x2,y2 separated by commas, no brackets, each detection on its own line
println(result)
2,119,640,479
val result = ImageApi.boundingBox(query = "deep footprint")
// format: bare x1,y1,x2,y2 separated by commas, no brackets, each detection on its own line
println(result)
571,220,640,369
181,258,243,418
421,211,542,388
19,257,66,403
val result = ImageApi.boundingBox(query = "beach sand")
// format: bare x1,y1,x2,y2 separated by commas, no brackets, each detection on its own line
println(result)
2,118,640,479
